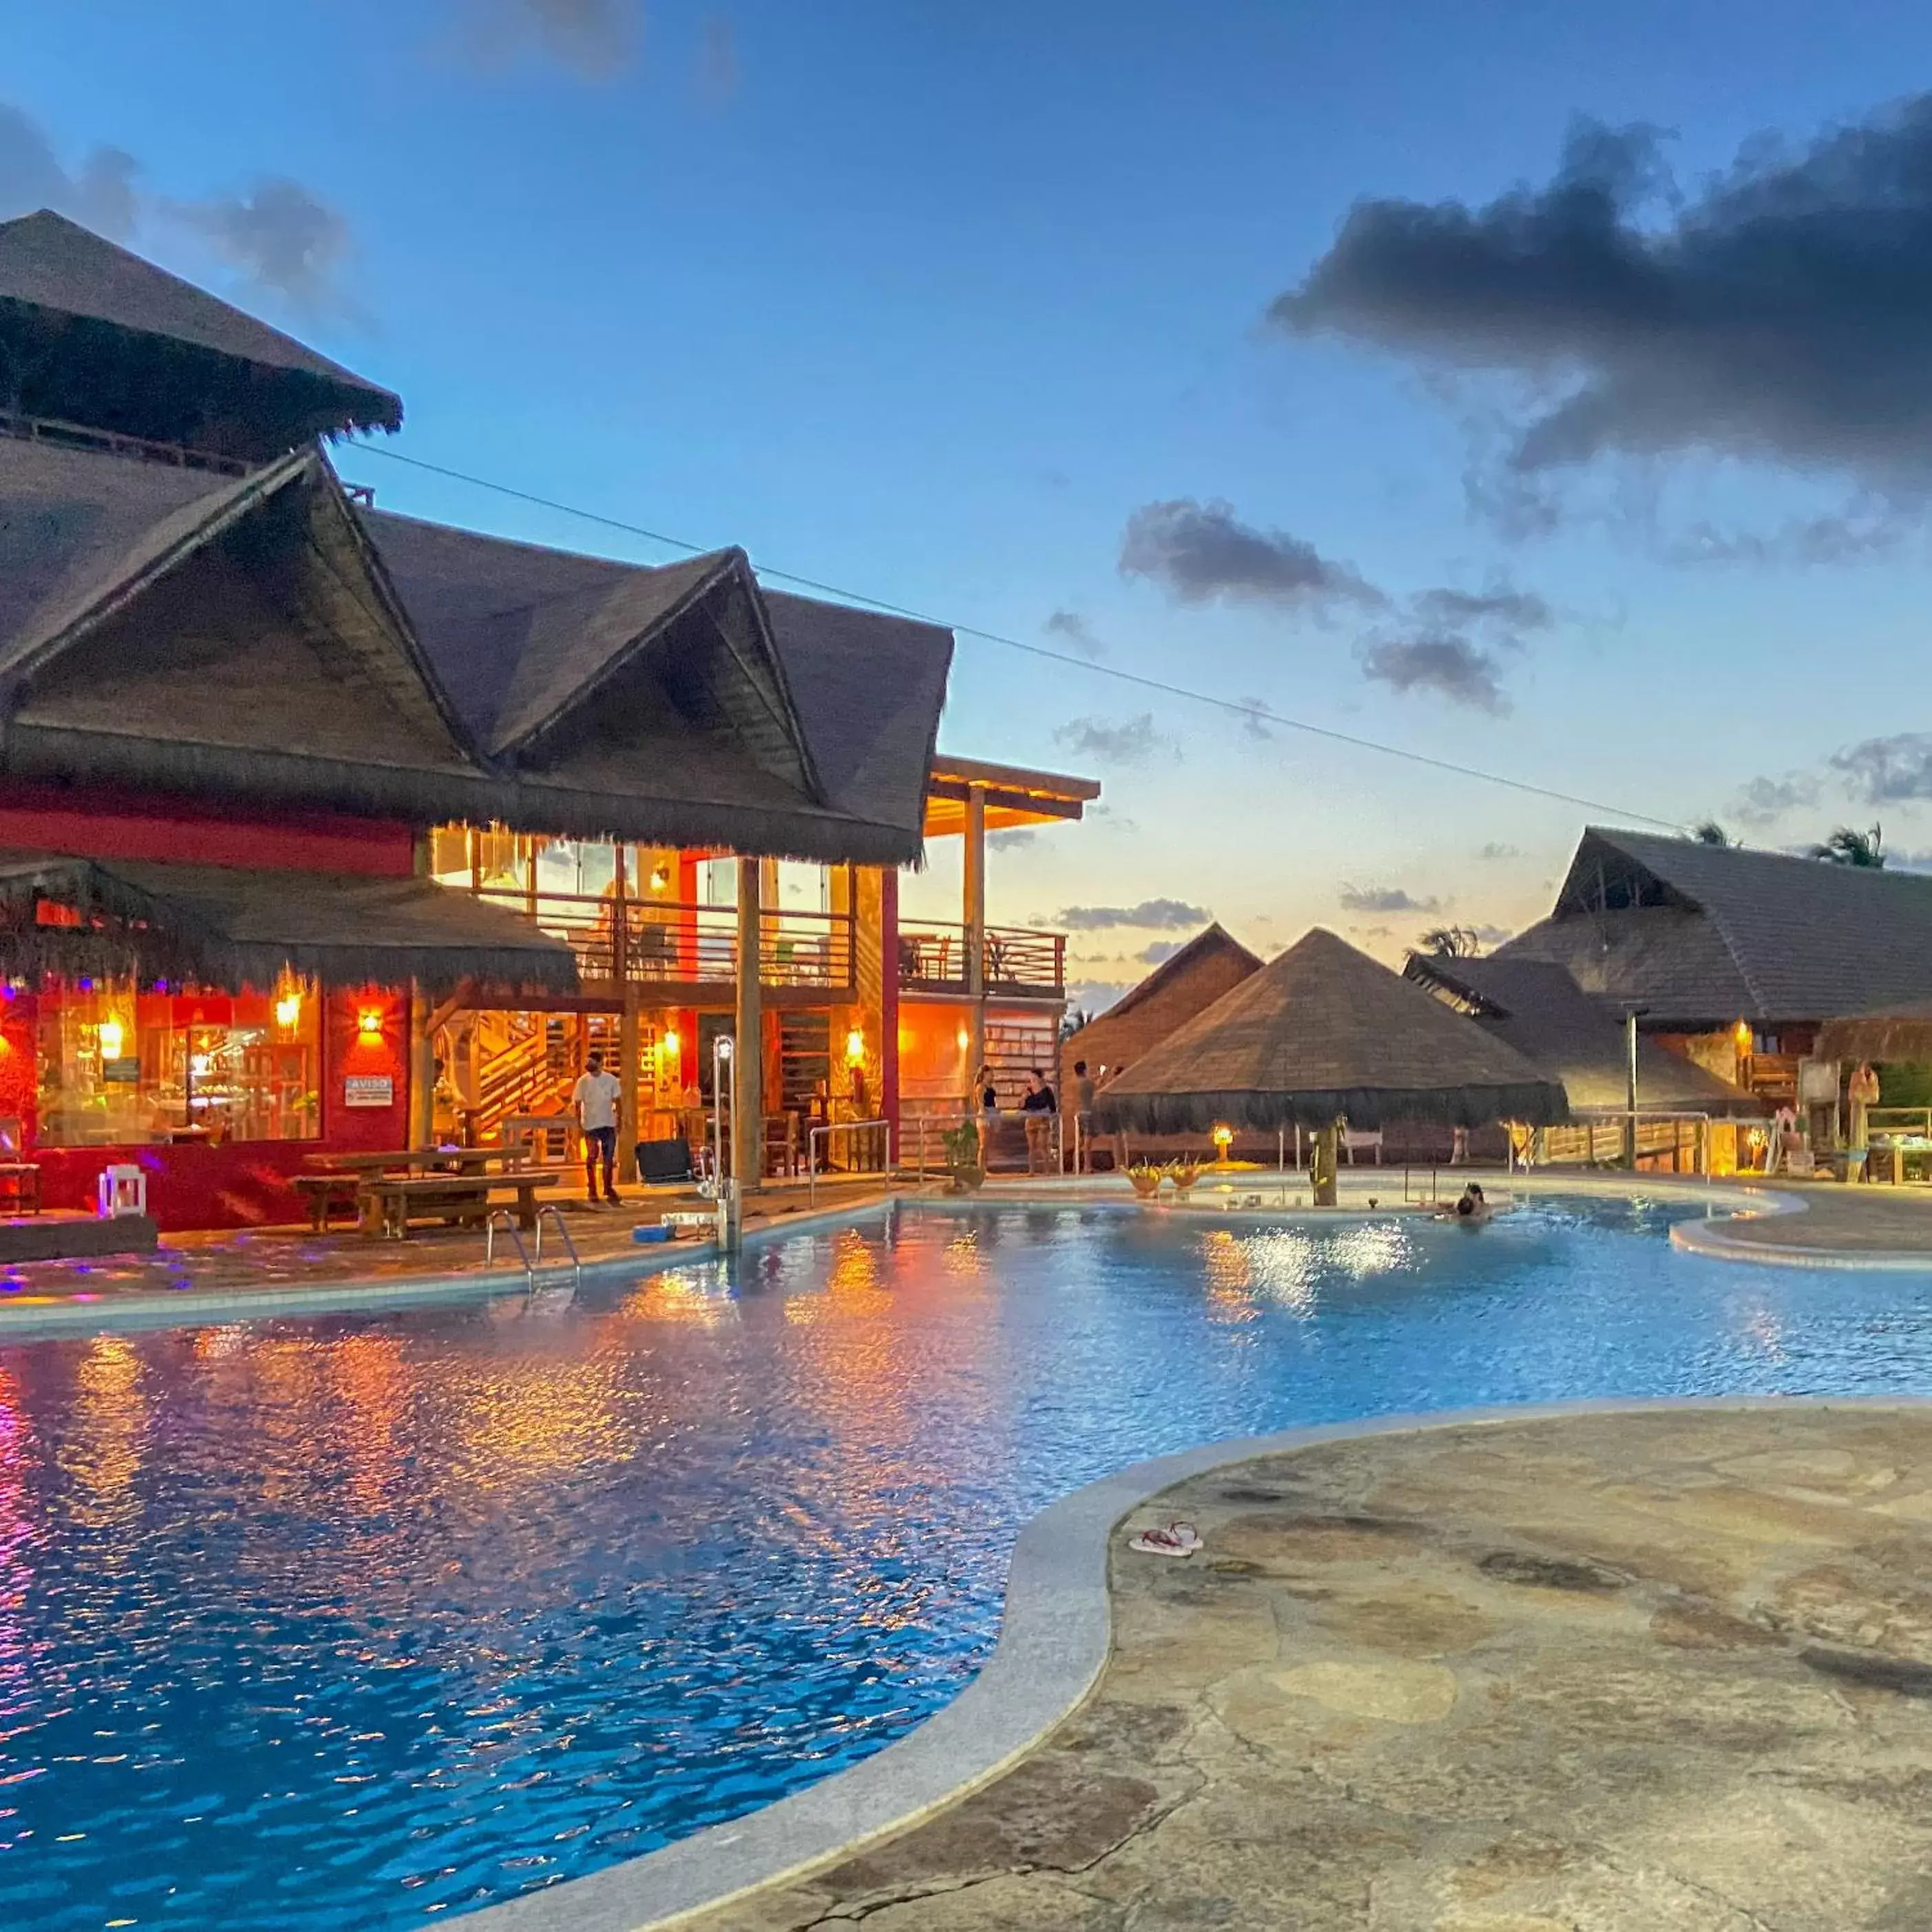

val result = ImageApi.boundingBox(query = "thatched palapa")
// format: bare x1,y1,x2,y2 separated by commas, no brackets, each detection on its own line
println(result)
1095,928,1569,1134
0,852,578,998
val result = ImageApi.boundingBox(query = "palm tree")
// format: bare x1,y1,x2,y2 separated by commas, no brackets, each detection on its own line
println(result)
1811,823,1886,868
1690,819,1732,847
1418,924,1482,957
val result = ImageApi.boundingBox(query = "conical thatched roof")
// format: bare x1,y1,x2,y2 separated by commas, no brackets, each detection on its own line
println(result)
1094,928,1569,1134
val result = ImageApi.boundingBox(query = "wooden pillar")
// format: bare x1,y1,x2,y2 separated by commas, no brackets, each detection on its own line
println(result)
734,856,764,1191
409,979,435,1149
963,783,987,1098
880,865,900,1152
1312,1123,1339,1207
619,985,641,1184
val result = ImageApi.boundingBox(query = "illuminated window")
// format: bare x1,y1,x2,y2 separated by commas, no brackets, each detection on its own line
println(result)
35,977,323,1147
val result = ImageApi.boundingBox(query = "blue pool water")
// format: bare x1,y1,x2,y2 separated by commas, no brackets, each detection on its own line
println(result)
1,1194,1930,1929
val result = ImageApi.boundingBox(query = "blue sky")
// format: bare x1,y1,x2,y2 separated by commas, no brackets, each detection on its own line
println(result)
8,1,1932,1009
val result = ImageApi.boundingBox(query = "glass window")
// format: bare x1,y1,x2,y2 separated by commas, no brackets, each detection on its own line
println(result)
36,977,323,1147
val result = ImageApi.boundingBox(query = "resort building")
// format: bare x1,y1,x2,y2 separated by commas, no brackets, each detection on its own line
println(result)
1494,828,1932,1107
0,209,1093,1226
1068,922,1261,1082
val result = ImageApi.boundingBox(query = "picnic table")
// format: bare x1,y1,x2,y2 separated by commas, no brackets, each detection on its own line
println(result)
359,1169,565,1241
299,1147,561,1237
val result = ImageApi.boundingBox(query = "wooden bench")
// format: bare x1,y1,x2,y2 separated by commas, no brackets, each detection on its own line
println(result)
361,1170,564,1240
293,1171,362,1232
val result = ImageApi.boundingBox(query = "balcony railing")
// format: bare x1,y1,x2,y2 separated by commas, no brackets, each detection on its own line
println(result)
897,922,1065,999
475,889,853,991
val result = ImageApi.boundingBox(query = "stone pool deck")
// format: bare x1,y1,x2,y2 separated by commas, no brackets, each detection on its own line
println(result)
692,1404,1932,1932
0,1180,893,1330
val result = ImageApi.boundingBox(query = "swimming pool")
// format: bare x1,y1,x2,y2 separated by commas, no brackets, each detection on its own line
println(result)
1,1193,1927,1929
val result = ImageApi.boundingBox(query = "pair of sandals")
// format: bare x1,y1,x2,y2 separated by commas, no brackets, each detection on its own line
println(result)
1127,1520,1202,1559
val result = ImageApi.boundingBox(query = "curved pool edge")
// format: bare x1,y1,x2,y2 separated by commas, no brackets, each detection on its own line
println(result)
460,1392,1930,1932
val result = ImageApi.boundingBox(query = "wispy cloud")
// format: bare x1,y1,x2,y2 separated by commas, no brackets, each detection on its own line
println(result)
1730,769,1824,826
1052,712,1174,766
1475,842,1520,861
1339,884,1441,914
1043,609,1106,659
1060,899,1209,931
168,178,354,311
987,828,1036,853
1119,498,1383,609
463,0,640,77
0,100,137,235
1831,732,1932,804
1234,696,1273,741
1136,940,1186,966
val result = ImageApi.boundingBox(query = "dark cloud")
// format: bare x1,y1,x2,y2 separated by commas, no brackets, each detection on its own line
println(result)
1235,696,1273,741
1359,634,1509,713
986,828,1036,853
696,12,739,102
1119,498,1383,608
1469,922,1514,947
171,178,352,310
1136,940,1186,966
1060,899,1209,932
1052,712,1172,765
1275,99,1932,493
1830,733,1932,804
1475,842,1520,861
1412,584,1552,631
1730,769,1823,825
0,100,138,235
1339,884,1441,914
1043,609,1106,659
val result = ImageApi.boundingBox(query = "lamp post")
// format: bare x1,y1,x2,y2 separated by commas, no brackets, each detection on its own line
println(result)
1622,1004,1649,1171
712,1033,740,1251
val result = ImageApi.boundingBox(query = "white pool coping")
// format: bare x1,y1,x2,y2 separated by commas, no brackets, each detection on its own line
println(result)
459,1393,1932,1931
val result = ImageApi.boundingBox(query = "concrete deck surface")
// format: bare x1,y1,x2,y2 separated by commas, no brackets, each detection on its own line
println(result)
693,1405,1932,1931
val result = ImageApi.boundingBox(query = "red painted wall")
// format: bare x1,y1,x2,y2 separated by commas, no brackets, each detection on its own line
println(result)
28,985,414,1233
0,780,416,876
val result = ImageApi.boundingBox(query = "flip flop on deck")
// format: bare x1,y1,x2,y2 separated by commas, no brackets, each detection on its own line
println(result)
1127,1521,1202,1558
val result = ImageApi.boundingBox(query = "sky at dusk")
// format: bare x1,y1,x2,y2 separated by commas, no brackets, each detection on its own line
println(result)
8,1,1932,1012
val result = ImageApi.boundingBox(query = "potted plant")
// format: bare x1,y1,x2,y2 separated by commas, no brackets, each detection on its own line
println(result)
1127,1159,1164,1198
1169,1158,1201,1196
940,1120,985,1194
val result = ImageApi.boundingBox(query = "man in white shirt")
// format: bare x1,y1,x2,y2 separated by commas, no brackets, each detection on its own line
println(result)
571,1050,624,1205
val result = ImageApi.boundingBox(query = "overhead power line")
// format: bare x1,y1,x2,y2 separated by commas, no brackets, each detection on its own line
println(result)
354,444,1686,832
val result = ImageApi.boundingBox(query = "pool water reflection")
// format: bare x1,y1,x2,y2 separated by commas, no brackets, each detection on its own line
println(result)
0,1195,1927,1929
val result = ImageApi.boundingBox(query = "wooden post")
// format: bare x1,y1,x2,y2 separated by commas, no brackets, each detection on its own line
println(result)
619,985,641,1185
1313,1123,1339,1207
409,979,436,1149
734,856,764,1191
964,783,987,1101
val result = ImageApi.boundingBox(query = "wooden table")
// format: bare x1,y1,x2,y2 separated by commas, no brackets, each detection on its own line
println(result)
360,1170,565,1240
302,1149,557,1235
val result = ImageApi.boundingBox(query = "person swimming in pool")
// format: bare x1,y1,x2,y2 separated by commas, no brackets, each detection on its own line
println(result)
1436,1182,1489,1223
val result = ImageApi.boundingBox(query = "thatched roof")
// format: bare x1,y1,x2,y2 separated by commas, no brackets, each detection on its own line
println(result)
0,851,577,997
1094,928,1569,1134
1404,953,1761,1116
0,211,401,457
0,436,953,864
1501,827,1932,1028
1072,923,1262,1077
1815,1006,1932,1063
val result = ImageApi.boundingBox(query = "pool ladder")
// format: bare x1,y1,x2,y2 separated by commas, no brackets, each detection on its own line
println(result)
485,1205,582,1287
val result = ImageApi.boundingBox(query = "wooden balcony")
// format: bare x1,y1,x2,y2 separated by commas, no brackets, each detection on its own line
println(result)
474,889,854,1001
898,922,1065,1000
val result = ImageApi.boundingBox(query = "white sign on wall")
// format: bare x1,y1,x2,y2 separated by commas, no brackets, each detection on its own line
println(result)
343,1074,395,1110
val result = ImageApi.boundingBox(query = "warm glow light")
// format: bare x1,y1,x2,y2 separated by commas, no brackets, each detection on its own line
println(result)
1212,1124,1234,1152
275,990,302,1029
359,1006,385,1038
845,1027,866,1066
956,1028,970,1051
649,864,670,891
661,1028,681,1057
1734,1019,1753,1048
96,1017,125,1061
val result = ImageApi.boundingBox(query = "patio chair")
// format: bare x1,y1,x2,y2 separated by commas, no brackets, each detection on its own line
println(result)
0,1117,40,1216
